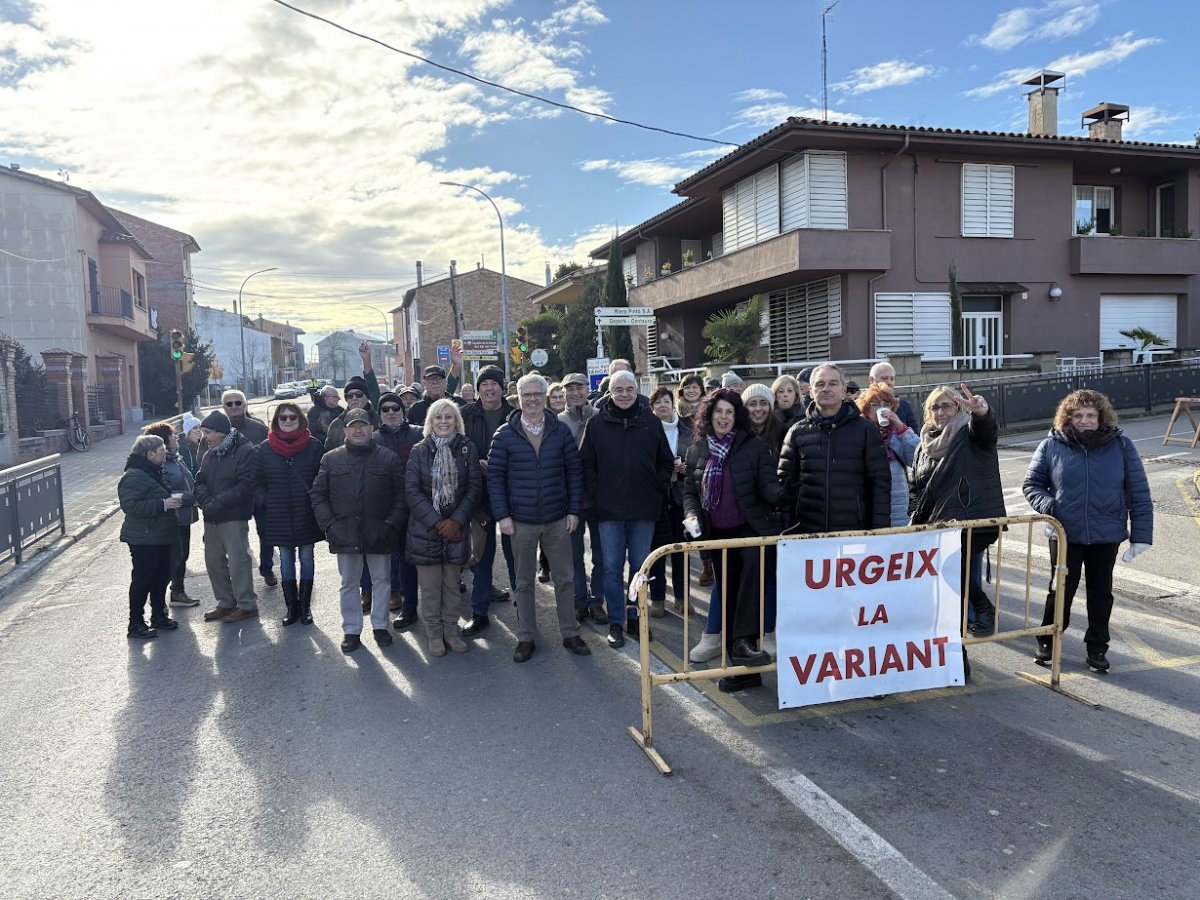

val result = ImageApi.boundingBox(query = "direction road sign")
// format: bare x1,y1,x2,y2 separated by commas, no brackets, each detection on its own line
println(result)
595,306,653,318
596,316,655,326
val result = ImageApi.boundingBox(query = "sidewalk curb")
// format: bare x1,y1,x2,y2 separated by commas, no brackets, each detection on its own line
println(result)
0,501,121,598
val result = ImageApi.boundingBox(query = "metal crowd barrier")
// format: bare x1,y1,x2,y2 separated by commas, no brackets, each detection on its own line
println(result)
627,515,1072,775
0,454,66,566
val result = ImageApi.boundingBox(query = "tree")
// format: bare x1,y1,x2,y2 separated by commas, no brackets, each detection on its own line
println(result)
553,261,583,282
702,296,764,364
602,236,634,369
948,262,964,358
559,269,603,375
3,334,53,436
519,310,565,379
1119,326,1168,362
139,328,214,414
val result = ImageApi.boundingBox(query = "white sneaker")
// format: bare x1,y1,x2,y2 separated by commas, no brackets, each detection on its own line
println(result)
689,632,722,663
763,632,776,657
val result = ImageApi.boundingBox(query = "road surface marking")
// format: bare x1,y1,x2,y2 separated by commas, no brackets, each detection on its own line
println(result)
764,768,956,900
1175,475,1200,528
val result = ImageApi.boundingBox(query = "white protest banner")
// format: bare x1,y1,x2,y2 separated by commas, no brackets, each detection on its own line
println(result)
775,528,964,708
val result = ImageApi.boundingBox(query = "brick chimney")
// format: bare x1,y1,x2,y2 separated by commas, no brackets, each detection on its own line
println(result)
1082,102,1129,141
1023,70,1065,135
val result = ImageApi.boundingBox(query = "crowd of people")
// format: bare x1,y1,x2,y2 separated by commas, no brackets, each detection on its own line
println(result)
117,349,1153,688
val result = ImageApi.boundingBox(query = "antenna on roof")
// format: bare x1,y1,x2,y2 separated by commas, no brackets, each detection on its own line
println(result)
822,0,842,122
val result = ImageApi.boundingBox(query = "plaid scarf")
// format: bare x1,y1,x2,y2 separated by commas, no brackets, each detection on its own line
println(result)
700,430,737,512
431,435,459,514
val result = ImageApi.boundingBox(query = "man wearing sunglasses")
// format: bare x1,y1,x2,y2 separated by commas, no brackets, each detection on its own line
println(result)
221,389,274,586
323,375,379,452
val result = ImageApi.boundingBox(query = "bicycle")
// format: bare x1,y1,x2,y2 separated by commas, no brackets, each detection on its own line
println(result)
65,410,90,452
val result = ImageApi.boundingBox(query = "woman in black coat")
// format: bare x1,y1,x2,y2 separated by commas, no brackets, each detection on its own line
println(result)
909,384,1006,676
682,389,783,693
648,386,696,617
257,402,325,626
405,399,483,658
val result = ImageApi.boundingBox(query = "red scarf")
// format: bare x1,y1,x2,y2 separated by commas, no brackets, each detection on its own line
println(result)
268,427,312,458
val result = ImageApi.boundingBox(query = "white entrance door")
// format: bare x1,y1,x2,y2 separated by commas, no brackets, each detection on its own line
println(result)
1100,294,1178,361
961,295,1003,369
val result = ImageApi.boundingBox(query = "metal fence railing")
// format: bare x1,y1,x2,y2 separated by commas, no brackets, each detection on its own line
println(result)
0,454,65,566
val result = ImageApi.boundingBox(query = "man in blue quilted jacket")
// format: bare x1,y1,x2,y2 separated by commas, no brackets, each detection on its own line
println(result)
487,373,589,663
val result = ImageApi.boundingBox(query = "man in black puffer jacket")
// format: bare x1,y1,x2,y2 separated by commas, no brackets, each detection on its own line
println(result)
487,373,588,663
195,410,260,623
778,363,890,534
373,391,423,629
579,370,674,648
310,409,407,654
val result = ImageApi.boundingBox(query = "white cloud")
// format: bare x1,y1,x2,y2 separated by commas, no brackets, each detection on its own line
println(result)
964,32,1161,100
537,0,608,38
727,102,870,131
733,87,787,103
1122,105,1188,139
975,2,1101,52
0,0,614,334
834,60,934,95
579,147,728,189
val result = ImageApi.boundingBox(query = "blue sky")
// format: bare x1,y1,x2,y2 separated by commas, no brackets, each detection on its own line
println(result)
1,0,1195,345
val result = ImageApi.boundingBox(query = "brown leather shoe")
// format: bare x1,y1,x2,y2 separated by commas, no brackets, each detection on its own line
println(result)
203,606,234,622
698,561,714,586
388,591,404,611
513,641,535,663
223,607,259,623
360,589,372,612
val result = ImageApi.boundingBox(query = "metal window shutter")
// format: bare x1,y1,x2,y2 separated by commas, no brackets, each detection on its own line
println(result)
962,164,991,237
913,293,952,355
736,178,757,250
1100,294,1178,355
987,165,1015,238
808,151,848,229
754,165,780,242
781,156,808,231
875,293,916,354
826,276,842,337
722,187,739,253
767,277,833,363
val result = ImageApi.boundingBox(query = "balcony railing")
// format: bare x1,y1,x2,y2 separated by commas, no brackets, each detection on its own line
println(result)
91,285,134,319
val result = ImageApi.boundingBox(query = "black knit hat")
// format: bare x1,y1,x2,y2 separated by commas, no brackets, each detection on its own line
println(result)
343,375,369,395
476,365,505,390
378,391,402,409
200,410,231,434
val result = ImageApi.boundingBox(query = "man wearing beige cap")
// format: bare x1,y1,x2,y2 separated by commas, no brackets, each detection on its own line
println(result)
560,373,604,621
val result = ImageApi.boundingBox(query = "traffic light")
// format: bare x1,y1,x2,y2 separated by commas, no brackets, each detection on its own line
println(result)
516,326,528,353
181,352,195,374
510,346,522,365
169,329,184,361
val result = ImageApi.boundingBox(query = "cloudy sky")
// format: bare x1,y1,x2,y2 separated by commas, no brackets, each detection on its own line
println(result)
1,0,1194,345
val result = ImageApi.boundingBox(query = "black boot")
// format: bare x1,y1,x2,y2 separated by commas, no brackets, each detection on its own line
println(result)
298,579,314,625
148,600,178,631
128,621,158,640
971,597,995,637
281,579,300,627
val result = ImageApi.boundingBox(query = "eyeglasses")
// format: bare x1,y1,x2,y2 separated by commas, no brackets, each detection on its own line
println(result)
277,414,299,422
519,392,545,399
931,402,958,413
344,391,365,399
379,405,402,413
224,400,244,407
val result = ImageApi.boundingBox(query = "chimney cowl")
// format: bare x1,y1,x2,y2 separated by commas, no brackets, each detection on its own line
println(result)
1082,102,1130,142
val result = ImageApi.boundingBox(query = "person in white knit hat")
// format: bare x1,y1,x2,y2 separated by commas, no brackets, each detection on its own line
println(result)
179,413,204,477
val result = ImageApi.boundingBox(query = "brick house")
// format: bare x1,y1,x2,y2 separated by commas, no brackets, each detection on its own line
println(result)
109,209,201,337
393,264,542,386
588,74,1200,372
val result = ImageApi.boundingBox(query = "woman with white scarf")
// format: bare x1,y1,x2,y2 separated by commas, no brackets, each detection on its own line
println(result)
648,386,695,617
405,399,482,657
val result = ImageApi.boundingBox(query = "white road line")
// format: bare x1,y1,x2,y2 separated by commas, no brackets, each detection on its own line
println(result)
1021,542,1196,598
763,768,956,900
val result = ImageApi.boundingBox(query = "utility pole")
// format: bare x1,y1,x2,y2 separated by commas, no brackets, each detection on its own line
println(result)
822,1,841,122
413,261,424,376
448,259,463,339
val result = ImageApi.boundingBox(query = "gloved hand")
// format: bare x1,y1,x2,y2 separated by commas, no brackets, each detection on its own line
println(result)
1043,524,1057,540
1122,543,1150,563
628,572,649,602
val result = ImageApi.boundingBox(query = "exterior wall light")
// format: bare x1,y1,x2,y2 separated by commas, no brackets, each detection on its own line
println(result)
1048,283,1063,300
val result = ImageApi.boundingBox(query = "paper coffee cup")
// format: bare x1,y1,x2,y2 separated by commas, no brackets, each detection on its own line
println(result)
876,409,889,425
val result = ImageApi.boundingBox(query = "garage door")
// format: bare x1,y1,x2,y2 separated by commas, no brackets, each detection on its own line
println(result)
1100,294,1177,361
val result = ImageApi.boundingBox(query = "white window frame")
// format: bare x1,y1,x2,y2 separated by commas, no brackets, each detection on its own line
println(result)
874,292,951,356
721,164,780,254
782,150,848,231
961,163,1015,238
1074,185,1115,236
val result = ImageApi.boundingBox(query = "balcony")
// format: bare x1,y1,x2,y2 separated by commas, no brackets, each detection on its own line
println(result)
1069,235,1200,276
630,228,891,310
87,285,156,342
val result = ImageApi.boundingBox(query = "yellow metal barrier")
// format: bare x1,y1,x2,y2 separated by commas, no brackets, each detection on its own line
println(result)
627,515,1073,775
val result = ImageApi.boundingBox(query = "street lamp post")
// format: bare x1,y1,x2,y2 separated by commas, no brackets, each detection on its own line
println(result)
358,304,393,384
237,266,278,395
440,181,509,382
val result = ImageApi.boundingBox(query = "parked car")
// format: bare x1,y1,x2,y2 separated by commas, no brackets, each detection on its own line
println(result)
273,382,302,399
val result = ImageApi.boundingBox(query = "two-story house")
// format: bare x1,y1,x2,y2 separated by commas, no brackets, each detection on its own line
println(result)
590,73,1199,372
0,165,158,426
110,209,201,337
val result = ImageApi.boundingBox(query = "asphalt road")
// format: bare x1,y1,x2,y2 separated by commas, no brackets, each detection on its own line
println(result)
2,401,1199,899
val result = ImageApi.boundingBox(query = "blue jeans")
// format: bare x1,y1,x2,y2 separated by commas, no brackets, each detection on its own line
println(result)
598,519,655,624
704,551,777,635
277,544,314,581
470,522,516,616
392,550,419,614
570,511,604,607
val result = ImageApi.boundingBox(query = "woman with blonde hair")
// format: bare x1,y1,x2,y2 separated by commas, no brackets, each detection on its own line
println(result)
1023,389,1151,671
771,374,803,429
405,398,482,657
856,383,918,526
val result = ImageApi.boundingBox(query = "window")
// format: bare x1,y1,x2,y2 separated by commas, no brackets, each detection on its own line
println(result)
961,164,1014,238
874,293,951,356
782,150,848,230
766,277,842,362
711,231,723,259
721,165,780,254
622,253,638,286
87,257,100,310
1074,185,1114,235
132,270,147,306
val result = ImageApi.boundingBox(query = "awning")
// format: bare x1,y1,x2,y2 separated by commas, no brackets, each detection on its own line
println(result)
957,282,1029,294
